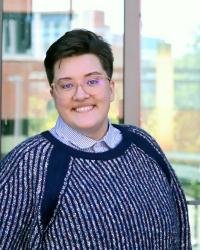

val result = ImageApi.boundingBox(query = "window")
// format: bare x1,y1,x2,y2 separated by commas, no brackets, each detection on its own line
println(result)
1,0,124,157
3,13,32,55
141,0,200,247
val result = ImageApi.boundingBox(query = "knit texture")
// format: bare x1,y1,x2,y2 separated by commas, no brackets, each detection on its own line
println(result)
0,125,191,249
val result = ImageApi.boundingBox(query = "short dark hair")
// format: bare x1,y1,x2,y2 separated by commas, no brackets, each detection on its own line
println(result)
44,29,114,85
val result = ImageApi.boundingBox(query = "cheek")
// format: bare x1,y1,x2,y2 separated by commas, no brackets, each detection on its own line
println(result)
54,97,69,107
54,97,71,110
99,94,113,111
99,86,113,100
104,90,114,103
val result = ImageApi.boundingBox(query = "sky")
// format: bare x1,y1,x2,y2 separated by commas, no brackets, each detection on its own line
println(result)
32,0,200,57
141,0,200,56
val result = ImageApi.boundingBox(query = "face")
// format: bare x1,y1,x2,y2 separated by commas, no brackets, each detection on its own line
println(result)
51,54,115,140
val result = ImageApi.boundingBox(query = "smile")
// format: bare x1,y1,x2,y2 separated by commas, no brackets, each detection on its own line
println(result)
74,105,95,113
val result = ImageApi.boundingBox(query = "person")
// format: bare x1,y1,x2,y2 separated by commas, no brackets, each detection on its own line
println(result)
0,29,191,249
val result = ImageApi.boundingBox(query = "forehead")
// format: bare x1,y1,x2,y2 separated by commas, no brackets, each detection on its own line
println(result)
54,54,105,79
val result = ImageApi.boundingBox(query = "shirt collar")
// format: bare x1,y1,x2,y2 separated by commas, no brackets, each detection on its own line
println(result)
52,116,121,150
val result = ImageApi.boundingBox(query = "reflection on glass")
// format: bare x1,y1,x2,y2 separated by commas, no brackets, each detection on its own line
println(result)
1,0,124,156
141,0,200,248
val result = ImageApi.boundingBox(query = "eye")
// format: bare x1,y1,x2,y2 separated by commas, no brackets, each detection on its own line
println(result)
87,78,100,86
61,82,74,90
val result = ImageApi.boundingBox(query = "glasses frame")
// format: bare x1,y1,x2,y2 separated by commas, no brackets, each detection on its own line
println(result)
51,75,111,97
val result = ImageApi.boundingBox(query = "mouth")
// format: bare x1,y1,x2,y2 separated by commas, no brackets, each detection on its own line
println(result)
73,105,95,113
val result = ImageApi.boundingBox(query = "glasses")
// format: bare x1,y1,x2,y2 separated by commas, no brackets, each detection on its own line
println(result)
51,75,110,96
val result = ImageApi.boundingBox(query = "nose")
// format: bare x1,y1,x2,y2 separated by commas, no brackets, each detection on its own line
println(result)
72,85,90,100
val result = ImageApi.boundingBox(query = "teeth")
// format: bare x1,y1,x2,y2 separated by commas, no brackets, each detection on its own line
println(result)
75,106,94,112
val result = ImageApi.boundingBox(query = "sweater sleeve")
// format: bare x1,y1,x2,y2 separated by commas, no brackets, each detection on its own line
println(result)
168,161,192,249
0,134,53,249
133,126,192,249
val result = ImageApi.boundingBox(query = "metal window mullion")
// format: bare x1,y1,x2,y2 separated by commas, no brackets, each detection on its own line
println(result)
0,0,3,158
187,200,200,206
124,0,141,126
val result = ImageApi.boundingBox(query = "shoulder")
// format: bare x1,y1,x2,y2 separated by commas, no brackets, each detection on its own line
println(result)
116,123,165,157
116,124,172,184
115,124,160,149
1,133,50,159
0,132,53,184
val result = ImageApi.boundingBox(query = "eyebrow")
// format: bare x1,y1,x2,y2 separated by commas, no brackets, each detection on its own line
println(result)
85,71,103,77
57,72,104,82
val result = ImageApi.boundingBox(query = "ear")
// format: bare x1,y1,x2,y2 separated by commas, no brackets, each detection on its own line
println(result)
50,84,55,98
50,87,54,97
109,80,115,102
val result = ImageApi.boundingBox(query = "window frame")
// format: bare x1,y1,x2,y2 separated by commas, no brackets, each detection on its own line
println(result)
124,0,141,126
0,0,3,156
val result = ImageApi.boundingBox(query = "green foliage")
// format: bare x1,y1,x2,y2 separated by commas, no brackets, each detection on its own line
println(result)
181,179,200,199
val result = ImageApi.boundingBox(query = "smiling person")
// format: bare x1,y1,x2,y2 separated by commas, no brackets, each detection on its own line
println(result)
0,29,191,249
51,53,114,142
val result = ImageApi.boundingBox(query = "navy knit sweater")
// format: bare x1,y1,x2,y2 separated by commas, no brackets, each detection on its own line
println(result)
0,125,191,249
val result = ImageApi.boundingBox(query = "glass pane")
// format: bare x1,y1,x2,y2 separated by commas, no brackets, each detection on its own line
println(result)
141,0,200,248
1,0,124,157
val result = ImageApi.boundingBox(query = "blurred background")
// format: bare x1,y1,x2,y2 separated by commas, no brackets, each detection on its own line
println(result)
0,0,199,248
